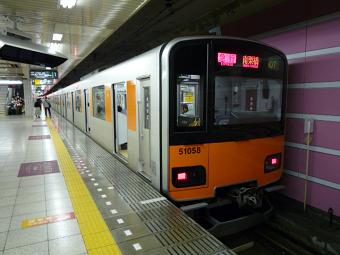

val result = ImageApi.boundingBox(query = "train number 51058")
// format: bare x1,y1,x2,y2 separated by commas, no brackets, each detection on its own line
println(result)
179,147,201,155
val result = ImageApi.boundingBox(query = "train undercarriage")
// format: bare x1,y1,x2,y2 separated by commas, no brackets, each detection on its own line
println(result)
180,182,285,236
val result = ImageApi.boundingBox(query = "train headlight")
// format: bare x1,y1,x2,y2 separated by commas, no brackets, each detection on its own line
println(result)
172,166,206,188
264,153,282,173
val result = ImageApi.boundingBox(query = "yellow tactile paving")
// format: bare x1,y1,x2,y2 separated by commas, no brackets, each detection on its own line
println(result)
83,231,115,250
88,245,122,255
47,119,122,255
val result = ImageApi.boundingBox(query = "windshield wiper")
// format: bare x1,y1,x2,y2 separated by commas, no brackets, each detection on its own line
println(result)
230,112,239,119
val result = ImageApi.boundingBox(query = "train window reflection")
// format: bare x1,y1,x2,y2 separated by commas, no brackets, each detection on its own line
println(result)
214,77,282,126
92,85,105,120
75,90,82,112
177,74,203,127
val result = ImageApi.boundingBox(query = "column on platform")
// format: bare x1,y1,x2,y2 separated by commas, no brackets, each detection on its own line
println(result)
23,79,33,117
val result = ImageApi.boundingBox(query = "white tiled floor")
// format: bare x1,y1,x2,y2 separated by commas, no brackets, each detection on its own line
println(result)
0,116,87,255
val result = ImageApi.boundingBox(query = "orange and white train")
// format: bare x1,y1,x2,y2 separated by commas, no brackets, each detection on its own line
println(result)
49,36,287,210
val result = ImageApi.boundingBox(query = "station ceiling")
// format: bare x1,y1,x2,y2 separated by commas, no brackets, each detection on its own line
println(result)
1,0,339,93
0,0,150,82
52,0,286,92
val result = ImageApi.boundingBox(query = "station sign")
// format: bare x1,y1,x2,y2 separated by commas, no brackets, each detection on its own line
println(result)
30,70,58,79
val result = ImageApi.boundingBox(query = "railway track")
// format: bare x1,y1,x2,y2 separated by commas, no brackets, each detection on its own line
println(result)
219,225,317,255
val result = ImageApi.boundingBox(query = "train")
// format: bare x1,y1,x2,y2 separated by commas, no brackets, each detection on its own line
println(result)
49,36,287,212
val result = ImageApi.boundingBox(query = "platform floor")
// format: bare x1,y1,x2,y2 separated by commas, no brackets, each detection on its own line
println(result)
0,114,234,255
0,117,86,255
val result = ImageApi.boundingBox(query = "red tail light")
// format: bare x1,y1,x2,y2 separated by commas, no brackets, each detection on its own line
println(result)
177,172,188,181
172,166,206,188
264,153,281,173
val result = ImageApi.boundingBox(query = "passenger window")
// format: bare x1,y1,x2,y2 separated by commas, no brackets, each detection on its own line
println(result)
67,93,70,108
92,85,105,120
173,43,207,130
75,90,82,112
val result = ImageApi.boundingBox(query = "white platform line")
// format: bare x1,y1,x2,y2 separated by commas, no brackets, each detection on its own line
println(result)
288,81,340,89
140,197,167,205
284,169,340,190
285,142,340,157
287,45,340,60
286,113,340,123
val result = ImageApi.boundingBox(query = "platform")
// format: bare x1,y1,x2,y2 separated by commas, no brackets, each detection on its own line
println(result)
0,114,235,255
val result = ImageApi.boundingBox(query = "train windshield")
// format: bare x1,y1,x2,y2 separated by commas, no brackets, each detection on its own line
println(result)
214,77,282,126
213,42,285,128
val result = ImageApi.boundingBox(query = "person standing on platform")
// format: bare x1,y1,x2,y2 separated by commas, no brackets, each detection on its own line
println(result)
43,97,52,118
34,98,42,118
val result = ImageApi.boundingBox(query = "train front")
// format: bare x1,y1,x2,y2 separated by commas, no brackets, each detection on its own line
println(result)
166,37,287,208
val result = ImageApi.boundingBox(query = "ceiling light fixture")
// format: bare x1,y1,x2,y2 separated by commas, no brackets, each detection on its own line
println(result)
60,0,77,9
48,42,62,54
0,80,23,85
52,33,63,41
46,67,51,70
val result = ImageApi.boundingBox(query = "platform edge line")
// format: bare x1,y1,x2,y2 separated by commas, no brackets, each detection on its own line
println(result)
47,119,122,255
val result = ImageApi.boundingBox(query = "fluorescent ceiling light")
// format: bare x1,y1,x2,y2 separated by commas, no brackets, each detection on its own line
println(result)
60,0,77,8
48,42,62,54
46,67,51,70
52,33,63,41
0,80,23,85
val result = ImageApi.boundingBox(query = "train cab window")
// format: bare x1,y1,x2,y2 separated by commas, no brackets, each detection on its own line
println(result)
214,77,282,125
172,43,207,131
212,43,284,128
92,85,106,120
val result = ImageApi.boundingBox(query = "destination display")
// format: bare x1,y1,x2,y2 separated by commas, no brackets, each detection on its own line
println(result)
30,70,58,79
217,52,260,69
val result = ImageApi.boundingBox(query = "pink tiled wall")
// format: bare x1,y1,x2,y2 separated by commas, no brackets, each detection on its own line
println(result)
259,17,340,216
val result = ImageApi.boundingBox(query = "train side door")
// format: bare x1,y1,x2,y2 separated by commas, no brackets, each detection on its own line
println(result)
84,89,91,133
138,77,152,177
71,92,75,123
113,83,128,159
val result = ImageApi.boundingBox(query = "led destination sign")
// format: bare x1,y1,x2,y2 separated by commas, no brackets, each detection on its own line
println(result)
30,70,58,79
217,52,260,69
217,52,237,66
242,55,259,69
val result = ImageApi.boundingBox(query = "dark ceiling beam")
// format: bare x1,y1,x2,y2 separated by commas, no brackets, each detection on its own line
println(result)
221,0,340,37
